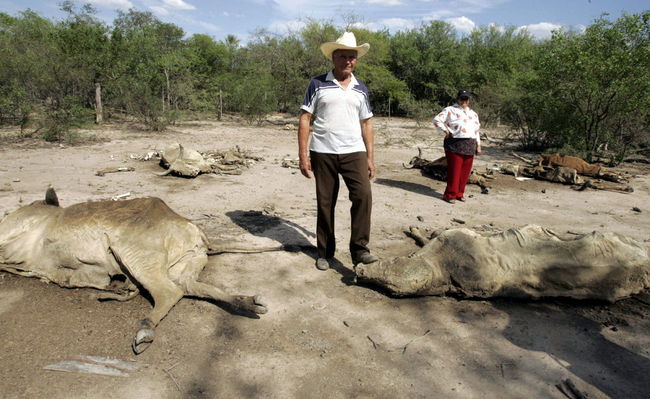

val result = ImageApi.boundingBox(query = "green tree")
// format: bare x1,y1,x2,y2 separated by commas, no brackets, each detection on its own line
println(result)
110,10,187,130
298,19,339,78
351,28,409,116
243,30,308,113
55,2,110,127
389,21,460,105
185,33,230,112
463,25,537,126
0,11,58,132
513,12,650,160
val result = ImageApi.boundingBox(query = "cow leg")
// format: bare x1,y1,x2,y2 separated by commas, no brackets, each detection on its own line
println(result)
96,290,139,302
109,245,184,354
181,280,268,315
130,274,184,354
172,250,268,314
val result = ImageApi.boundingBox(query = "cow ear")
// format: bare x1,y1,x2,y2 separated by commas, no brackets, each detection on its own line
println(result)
45,187,60,207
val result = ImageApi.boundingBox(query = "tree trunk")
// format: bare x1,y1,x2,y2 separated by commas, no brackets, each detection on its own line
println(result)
388,96,391,119
218,90,223,121
95,82,103,124
164,68,171,109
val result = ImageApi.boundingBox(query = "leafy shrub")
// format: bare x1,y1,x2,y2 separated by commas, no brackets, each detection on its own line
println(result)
42,99,91,141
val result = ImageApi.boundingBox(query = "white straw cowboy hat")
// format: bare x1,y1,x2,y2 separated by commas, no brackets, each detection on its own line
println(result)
320,32,370,60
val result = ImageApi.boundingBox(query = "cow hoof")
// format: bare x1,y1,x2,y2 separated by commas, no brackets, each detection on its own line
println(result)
254,295,269,312
235,295,268,315
133,328,155,354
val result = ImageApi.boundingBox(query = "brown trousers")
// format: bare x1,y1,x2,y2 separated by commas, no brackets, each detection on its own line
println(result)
310,151,372,262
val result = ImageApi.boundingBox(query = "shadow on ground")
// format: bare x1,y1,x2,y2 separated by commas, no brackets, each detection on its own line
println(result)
494,299,650,399
226,210,360,286
375,178,442,198
226,210,316,257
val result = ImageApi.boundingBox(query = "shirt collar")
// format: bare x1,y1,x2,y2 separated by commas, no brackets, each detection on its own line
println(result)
326,70,358,87
453,103,472,112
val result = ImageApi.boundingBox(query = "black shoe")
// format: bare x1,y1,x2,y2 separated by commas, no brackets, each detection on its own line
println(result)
443,198,456,204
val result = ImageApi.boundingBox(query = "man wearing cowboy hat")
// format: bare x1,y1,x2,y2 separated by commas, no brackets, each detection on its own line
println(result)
298,31,378,270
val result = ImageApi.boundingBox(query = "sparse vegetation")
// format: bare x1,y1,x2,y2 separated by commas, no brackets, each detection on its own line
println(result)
0,3,647,159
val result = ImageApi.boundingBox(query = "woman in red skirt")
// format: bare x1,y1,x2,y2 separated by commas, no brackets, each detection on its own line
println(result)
433,89,482,204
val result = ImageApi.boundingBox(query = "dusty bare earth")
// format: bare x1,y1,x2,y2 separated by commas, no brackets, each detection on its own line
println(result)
0,115,649,399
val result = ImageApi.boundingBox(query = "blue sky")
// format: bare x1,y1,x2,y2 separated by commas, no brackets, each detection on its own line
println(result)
1,0,648,42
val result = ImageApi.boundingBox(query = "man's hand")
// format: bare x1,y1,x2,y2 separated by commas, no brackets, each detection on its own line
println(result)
298,111,313,178
299,154,312,178
368,160,376,179
360,117,375,180
476,144,483,155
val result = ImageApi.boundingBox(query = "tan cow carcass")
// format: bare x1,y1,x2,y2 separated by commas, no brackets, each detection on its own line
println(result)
355,225,650,302
0,188,268,354
158,143,213,177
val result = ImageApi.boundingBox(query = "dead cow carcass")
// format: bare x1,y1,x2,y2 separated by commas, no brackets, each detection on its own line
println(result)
0,188,268,353
355,225,650,302
404,148,490,194
159,143,212,177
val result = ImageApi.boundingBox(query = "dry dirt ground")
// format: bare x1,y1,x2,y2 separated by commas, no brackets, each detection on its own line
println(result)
0,115,649,399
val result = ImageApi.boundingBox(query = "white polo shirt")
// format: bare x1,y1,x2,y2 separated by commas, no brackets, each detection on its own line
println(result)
301,71,373,154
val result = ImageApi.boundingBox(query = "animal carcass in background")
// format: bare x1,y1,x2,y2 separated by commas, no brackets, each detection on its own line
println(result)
355,225,650,302
504,152,633,191
158,143,212,177
404,148,491,194
0,188,268,354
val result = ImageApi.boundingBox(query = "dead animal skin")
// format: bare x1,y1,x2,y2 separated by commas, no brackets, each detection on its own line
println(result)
514,152,630,184
0,188,268,354
355,225,650,302
521,166,583,185
404,148,490,193
158,143,212,177
539,153,602,176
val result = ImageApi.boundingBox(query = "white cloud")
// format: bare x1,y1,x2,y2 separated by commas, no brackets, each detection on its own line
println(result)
421,0,508,13
445,16,476,34
374,17,414,32
423,9,456,21
422,0,509,25
162,0,195,11
516,22,563,40
272,0,320,15
488,22,505,33
271,0,367,19
574,24,586,33
459,0,508,10
147,0,195,18
194,20,221,33
268,19,306,34
149,5,169,15
366,0,403,6
85,0,134,10
349,21,368,30
345,18,413,34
